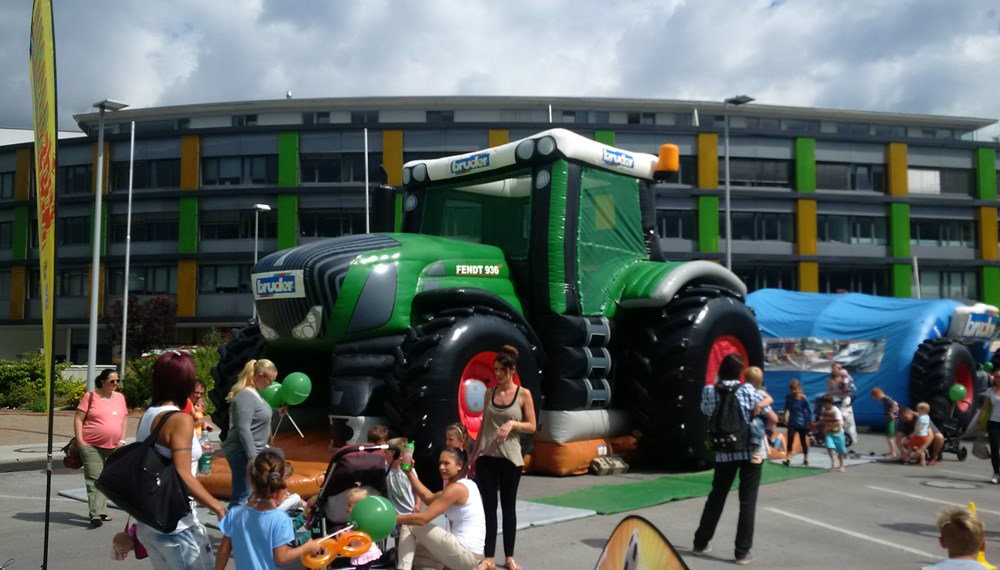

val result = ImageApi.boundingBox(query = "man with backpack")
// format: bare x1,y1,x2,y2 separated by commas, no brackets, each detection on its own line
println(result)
692,354,771,565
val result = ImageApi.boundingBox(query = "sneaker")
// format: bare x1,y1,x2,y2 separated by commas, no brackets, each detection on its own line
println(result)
735,553,754,565
991,474,1000,485
692,544,712,556
803,459,808,467
781,459,791,467
89,517,102,528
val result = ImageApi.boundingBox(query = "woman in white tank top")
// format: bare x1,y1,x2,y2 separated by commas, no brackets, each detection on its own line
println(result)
396,448,487,570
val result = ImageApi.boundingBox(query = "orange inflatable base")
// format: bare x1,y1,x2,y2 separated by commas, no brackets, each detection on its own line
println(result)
530,436,639,476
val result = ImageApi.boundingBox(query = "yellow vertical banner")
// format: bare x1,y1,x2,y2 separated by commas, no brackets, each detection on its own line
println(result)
30,0,57,412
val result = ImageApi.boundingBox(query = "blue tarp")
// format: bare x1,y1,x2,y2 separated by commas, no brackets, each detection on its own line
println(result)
746,289,961,427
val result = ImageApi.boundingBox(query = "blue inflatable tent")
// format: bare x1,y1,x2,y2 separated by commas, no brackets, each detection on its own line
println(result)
745,289,962,427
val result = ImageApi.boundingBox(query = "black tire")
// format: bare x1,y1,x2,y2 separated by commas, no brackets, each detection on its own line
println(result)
387,310,542,491
910,338,977,433
328,336,404,418
622,284,764,470
958,446,968,461
209,324,265,441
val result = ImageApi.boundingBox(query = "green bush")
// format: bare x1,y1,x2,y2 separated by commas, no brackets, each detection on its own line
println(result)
0,353,69,409
123,356,155,409
55,378,88,409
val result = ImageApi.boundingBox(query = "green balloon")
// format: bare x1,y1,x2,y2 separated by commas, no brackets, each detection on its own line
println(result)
280,372,312,406
261,382,285,409
949,383,968,404
348,495,396,541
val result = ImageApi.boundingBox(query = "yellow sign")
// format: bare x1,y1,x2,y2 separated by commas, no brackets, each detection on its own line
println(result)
30,0,57,412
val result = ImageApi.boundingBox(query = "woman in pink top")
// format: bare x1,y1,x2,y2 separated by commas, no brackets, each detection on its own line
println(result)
73,368,128,527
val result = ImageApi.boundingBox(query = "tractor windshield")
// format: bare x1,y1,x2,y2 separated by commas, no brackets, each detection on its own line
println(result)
415,168,532,260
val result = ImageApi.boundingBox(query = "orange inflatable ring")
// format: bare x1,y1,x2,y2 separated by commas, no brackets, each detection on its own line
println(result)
334,531,372,558
301,538,339,569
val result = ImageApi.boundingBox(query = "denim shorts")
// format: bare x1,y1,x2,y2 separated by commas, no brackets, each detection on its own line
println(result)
136,522,214,570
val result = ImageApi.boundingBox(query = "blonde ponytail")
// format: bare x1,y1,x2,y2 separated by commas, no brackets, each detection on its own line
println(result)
226,358,276,402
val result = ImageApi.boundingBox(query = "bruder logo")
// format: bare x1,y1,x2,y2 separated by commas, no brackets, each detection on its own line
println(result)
602,148,635,169
253,270,306,300
451,152,490,175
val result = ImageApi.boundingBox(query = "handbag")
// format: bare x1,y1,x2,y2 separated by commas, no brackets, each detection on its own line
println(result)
973,433,991,460
96,410,192,533
63,392,95,469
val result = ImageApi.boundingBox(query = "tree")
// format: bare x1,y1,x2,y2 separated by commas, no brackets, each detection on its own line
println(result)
104,295,178,360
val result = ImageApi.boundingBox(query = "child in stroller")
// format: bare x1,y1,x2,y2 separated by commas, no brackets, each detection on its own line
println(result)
304,443,399,569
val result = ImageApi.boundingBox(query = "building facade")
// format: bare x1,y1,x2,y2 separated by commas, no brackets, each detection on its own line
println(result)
0,96,997,361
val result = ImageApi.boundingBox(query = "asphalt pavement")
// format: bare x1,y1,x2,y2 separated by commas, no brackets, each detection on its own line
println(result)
2,411,999,569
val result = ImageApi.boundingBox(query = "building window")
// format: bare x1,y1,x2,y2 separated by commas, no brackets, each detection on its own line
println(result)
918,269,978,300
0,172,13,199
111,158,181,191
56,267,88,297
835,123,870,136
628,112,657,125
720,158,792,188
56,164,93,195
202,155,278,186
232,114,258,127
199,264,251,294
300,154,369,183
720,212,794,241
783,119,820,133
561,111,585,124
27,269,39,298
589,111,609,124
816,163,886,191
427,110,454,123
350,110,379,124
0,270,10,300
873,125,906,138
817,215,887,245
819,267,888,295
910,218,976,247
655,210,696,240
108,265,178,295
299,209,364,238
57,216,90,246
109,212,179,242
733,264,796,293
939,169,974,197
303,111,330,124
0,221,11,249
200,209,276,240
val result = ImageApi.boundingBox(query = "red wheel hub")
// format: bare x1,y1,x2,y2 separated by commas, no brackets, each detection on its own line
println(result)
458,351,523,440
705,335,751,385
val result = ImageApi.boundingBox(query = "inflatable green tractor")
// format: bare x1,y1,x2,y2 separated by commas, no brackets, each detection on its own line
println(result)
210,129,763,481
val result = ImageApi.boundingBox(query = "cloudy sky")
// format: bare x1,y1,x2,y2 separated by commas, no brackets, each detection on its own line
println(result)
2,0,999,138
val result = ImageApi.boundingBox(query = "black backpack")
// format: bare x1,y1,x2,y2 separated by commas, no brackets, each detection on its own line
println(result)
709,382,750,452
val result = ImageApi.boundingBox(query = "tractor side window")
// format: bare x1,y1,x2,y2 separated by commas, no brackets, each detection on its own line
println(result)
577,167,646,315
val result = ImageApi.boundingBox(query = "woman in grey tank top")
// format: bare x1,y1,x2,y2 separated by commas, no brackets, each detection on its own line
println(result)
472,345,536,570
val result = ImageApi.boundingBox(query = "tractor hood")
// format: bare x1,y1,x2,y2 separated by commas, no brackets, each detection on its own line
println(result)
251,233,519,348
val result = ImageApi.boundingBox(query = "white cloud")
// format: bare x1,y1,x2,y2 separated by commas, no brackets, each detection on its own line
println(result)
0,0,996,138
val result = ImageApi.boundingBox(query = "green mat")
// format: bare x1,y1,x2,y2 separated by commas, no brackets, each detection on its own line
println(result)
531,463,822,515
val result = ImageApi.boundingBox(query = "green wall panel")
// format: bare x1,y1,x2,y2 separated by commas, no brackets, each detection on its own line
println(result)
594,130,615,146
888,202,910,259
697,195,719,253
982,266,1000,306
12,206,28,260
891,263,912,298
794,138,816,193
277,194,298,250
278,132,299,188
178,196,199,254
975,147,997,201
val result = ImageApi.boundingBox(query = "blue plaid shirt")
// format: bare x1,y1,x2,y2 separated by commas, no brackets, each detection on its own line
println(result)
701,380,763,463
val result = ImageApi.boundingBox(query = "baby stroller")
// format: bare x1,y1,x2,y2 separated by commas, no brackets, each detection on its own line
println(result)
936,412,968,461
808,395,854,448
306,443,398,569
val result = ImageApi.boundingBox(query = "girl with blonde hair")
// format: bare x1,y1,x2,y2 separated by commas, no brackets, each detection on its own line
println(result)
782,378,812,467
222,359,279,508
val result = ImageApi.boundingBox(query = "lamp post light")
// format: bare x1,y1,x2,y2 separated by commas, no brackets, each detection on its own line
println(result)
252,203,271,321
86,99,128,393
723,94,753,271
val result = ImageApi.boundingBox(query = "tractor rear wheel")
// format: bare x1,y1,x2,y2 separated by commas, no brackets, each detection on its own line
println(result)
387,309,542,491
910,338,977,433
623,284,764,470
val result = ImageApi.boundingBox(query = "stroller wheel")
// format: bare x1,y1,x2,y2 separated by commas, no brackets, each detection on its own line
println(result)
957,446,968,461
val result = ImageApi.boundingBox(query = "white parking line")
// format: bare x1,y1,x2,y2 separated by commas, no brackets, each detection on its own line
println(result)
0,494,74,502
866,486,1000,517
765,507,937,558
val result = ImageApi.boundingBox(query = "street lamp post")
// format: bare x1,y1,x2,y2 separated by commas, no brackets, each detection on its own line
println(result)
119,122,136,381
252,204,271,321
723,94,753,271
86,99,128,392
